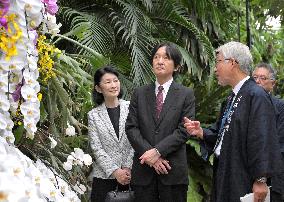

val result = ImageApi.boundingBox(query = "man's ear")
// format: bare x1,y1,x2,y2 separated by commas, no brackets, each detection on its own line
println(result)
272,80,276,89
95,85,102,93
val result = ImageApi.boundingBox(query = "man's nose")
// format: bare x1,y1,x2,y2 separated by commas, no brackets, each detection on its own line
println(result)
110,81,116,87
158,57,164,64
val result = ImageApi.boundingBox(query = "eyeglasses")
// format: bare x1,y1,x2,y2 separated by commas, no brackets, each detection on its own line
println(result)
252,75,273,81
215,58,239,64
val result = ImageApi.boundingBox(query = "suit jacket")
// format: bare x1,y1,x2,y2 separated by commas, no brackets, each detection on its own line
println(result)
271,96,284,195
126,81,195,186
88,99,134,179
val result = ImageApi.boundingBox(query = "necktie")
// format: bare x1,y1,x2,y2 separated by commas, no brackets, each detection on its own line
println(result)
214,91,235,152
219,91,235,133
156,85,164,118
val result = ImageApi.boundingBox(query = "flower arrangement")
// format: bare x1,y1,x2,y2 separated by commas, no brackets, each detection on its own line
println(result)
0,136,80,201
0,0,93,201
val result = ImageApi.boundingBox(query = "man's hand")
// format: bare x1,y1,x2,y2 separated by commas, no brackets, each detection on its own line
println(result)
183,117,204,139
139,148,161,166
252,181,268,202
112,168,131,185
153,157,171,175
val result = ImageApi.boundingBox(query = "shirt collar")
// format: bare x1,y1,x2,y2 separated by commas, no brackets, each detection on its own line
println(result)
155,78,173,94
232,76,250,95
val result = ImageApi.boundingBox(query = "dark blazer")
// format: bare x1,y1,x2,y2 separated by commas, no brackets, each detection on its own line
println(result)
271,96,284,196
126,81,195,186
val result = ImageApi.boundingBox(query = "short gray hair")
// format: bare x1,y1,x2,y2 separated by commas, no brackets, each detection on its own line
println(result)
216,41,253,74
255,63,276,80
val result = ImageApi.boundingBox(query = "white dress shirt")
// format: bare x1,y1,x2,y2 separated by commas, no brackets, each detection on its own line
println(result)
155,78,173,103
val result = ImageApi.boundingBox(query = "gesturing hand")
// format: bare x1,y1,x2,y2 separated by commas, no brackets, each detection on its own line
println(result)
183,117,204,139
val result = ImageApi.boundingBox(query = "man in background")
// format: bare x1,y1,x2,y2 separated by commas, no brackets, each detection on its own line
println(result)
253,63,284,202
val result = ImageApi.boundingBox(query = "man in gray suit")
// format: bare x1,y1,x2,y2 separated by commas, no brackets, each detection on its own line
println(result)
126,42,195,202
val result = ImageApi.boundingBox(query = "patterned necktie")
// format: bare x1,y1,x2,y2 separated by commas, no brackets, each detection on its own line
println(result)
214,91,235,151
219,91,235,133
156,85,164,118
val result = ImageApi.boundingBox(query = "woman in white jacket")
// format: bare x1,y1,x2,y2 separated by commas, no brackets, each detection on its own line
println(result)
88,66,134,202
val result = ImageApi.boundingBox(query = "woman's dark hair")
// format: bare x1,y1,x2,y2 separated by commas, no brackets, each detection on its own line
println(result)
150,42,182,69
93,65,123,105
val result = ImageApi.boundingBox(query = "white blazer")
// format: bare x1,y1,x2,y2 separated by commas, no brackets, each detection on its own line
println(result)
88,99,134,179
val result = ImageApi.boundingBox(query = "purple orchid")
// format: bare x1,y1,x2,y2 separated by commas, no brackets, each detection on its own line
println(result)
12,80,24,102
0,0,9,30
0,0,10,17
42,0,58,15
0,16,7,29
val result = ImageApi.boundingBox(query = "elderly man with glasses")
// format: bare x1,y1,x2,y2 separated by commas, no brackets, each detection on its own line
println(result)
184,42,282,202
253,63,284,202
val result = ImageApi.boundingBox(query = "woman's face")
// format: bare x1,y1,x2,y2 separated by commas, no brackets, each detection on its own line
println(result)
96,73,120,99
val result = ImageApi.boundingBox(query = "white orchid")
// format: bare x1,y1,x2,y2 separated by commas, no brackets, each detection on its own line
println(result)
0,173,26,201
0,71,9,92
23,69,39,86
26,131,35,139
0,92,10,111
20,101,40,120
61,190,81,202
0,111,11,130
0,154,25,178
0,58,26,72
66,122,76,136
27,55,39,71
56,177,69,194
1,0,86,201
2,130,15,144
63,148,93,171
0,137,80,201
9,100,19,115
49,136,57,149
23,119,37,137
63,161,73,171
21,84,40,102
43,12,62,34
83,154,92,166
19,0,44,29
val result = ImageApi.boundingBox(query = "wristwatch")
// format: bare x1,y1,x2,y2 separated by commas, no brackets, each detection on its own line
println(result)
255,177,267,184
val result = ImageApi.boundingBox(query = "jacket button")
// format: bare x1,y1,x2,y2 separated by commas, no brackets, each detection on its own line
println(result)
155,130,159,134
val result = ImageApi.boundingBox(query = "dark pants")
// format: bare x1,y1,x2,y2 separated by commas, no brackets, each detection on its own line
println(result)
132,175,188,202
90,177,129,202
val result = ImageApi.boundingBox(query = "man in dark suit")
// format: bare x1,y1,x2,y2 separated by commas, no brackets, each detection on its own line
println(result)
253,63,284,202
184,42,282,202
126,42,195,202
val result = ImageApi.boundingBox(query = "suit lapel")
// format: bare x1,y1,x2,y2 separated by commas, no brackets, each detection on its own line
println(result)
97,103,119,143
156,81,179,126
146,83,158,124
